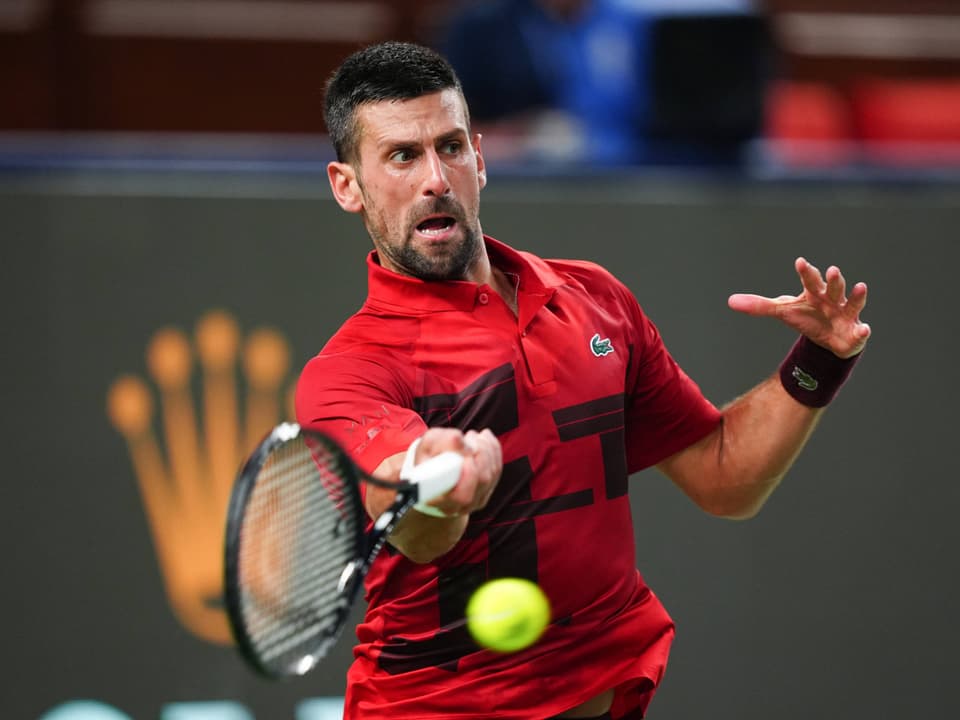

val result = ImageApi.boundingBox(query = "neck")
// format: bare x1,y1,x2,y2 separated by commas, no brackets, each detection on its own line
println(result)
489,265,519,316
469,239,518,315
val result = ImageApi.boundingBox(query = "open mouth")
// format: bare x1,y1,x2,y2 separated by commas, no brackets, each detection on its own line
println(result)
416,215,456,236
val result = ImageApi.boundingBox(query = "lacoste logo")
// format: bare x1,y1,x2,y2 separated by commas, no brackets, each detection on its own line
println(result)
792,365,819,391
106,310,295,645
590,333,614,357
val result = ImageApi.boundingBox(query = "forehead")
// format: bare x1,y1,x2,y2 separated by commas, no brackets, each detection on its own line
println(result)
355,88,469,148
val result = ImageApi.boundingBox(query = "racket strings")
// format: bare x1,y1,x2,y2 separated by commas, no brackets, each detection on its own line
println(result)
237,436,360,673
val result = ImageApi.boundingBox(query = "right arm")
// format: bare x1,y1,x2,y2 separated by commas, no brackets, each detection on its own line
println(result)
367,427,503,563
297,353,503,563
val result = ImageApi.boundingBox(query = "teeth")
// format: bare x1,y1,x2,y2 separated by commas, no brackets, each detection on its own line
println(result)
418,220,453,235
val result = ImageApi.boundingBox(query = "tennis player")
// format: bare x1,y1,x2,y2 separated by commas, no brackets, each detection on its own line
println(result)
295,42,870,720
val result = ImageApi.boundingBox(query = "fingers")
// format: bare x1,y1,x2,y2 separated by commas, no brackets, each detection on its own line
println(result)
849,281,871,344
796,257,827,295
847,280,868,316
732,258,871,357
415,427,502,516
416,427,469,459
729,258,835,317
805,260,870,322
825,265,846,304
452,429,501,512
465,428,501,481
848,282,871,346
801,258,866,313
794,258,871,356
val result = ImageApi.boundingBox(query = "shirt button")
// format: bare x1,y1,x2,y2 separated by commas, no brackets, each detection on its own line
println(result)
478,292,489,305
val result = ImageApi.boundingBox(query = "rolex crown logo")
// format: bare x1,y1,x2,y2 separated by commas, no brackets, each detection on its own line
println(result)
106,310,294,645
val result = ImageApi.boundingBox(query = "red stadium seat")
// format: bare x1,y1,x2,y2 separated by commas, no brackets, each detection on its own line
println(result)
853,80,960,142
765,80,856,166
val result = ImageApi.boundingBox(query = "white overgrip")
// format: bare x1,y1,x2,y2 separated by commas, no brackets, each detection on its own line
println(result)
399,438,465,517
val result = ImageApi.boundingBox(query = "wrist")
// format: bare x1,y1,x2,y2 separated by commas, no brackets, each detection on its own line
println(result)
779,336,862,408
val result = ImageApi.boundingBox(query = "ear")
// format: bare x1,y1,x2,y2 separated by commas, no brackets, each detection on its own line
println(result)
327,161,364,213
473,133,487,191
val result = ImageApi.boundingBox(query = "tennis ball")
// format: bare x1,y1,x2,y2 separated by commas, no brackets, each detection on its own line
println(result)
466,577,551,653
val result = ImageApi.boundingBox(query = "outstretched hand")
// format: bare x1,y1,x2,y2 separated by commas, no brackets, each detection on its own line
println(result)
728,257,871,359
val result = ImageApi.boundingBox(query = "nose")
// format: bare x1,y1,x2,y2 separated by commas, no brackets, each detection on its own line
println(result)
421,149,450,197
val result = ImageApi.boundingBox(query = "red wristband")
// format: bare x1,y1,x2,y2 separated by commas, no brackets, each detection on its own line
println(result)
779,336,862,408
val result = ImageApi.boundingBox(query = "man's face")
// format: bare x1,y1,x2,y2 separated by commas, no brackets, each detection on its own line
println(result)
347,89,487,281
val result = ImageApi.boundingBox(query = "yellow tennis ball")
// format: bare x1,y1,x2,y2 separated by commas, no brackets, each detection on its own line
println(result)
466,578,551,653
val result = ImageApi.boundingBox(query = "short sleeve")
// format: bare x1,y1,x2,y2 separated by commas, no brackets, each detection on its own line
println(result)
295,353,426,475
619,288,722,473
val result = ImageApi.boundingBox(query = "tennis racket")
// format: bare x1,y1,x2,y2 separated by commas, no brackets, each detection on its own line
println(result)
223,422,463,678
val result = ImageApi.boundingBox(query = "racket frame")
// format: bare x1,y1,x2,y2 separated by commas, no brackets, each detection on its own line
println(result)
223,423,449,678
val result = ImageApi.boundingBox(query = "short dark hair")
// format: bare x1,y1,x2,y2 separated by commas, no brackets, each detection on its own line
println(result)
323,42,467,163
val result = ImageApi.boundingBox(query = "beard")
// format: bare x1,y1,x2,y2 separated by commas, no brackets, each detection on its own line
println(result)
367,195,483,282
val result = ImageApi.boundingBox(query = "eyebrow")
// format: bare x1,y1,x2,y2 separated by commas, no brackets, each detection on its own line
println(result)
435,129,467,144
379,127,467,152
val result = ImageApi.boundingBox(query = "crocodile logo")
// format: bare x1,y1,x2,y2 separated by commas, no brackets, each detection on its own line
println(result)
590,333,614,357
792,365,818,391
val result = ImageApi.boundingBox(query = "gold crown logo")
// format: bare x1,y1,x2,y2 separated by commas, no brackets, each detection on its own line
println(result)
106,309,294,645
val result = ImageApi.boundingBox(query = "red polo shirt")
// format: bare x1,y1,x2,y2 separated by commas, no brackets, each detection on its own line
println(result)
296,236,721,719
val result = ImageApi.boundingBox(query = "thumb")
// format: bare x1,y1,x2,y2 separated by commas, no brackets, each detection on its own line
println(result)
728,293,777,317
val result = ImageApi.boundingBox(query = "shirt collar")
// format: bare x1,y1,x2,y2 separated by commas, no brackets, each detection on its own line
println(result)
365,235,564,313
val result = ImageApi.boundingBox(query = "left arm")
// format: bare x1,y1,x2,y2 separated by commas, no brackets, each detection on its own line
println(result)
658,257,871,519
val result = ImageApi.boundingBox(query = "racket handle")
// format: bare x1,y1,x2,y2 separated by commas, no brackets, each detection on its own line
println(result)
400,439,464,517
410,451,463,500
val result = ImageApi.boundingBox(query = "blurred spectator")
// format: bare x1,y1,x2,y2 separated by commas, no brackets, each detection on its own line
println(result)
437,0,771,167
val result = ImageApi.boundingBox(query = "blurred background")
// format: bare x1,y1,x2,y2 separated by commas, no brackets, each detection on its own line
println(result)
3,0,959,173
2,1,959,719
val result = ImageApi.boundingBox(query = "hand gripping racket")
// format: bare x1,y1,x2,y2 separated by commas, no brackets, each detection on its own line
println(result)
223,422,463,678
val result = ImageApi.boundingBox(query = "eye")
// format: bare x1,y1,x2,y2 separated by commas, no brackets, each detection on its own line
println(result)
441,140,462,155
389,148,415,163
